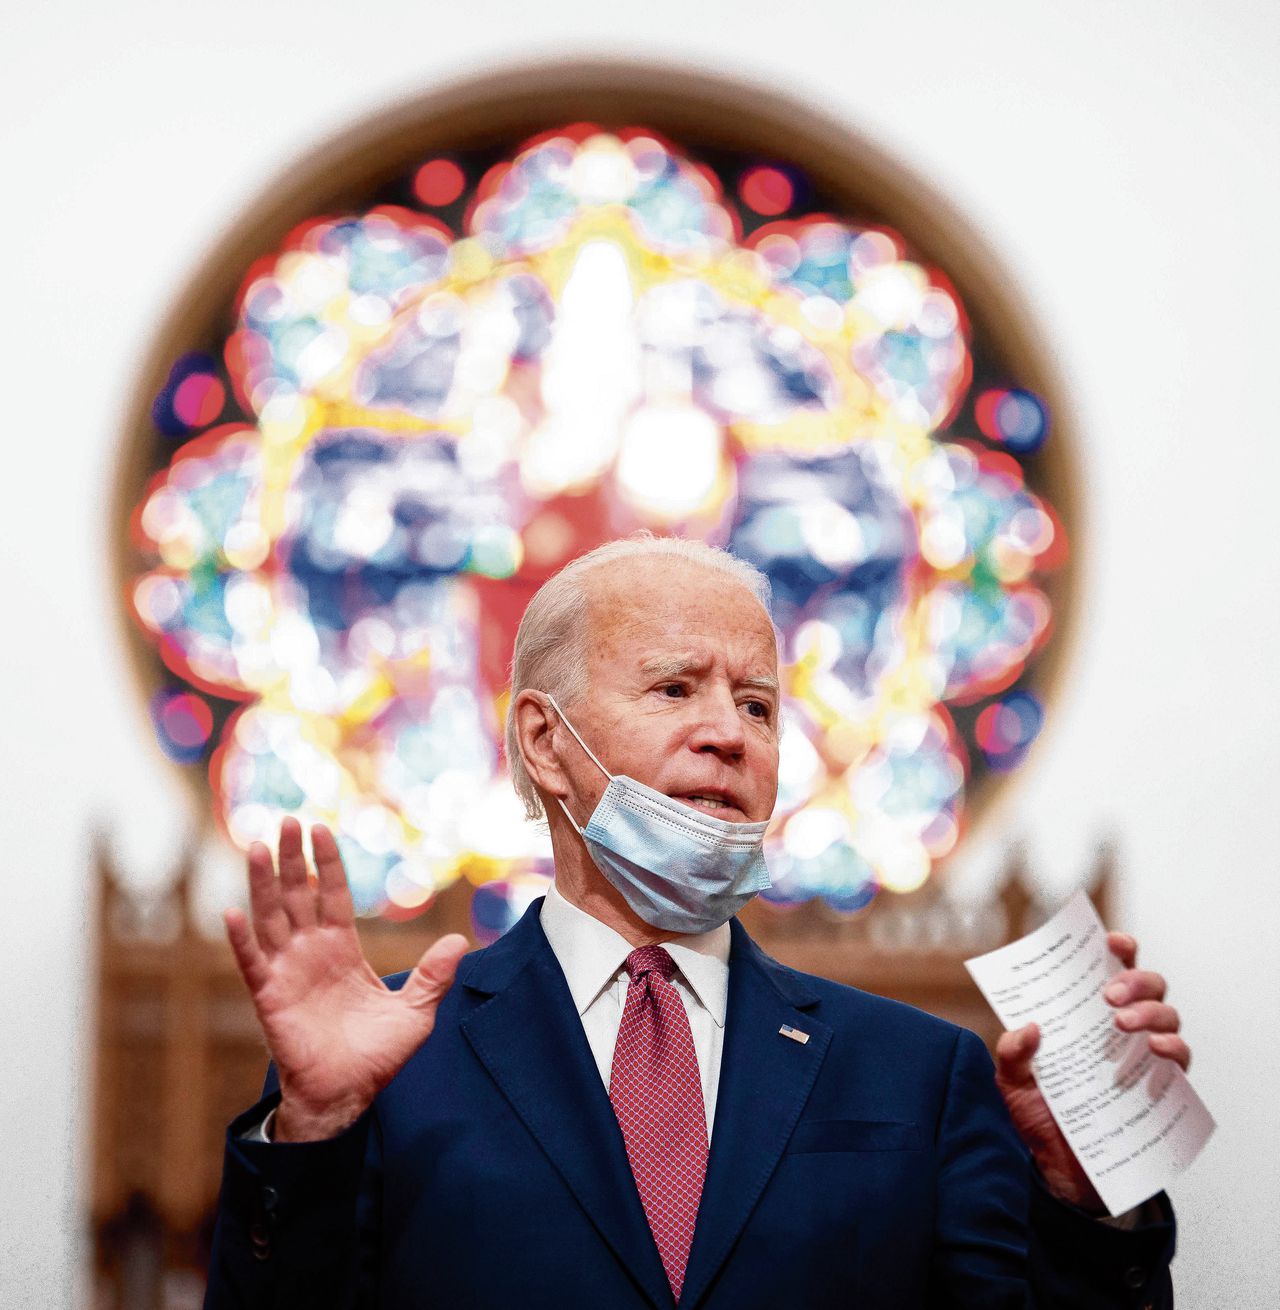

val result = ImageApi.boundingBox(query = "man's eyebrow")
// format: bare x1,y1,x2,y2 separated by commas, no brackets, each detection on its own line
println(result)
637,653,707,680
637,655,779,699
738,674,780,698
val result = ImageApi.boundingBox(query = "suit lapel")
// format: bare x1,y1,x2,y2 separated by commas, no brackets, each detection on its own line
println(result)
678,920,831,1310
460,903,675,1310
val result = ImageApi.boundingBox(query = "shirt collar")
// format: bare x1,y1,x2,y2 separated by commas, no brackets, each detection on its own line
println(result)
540,881,731,1026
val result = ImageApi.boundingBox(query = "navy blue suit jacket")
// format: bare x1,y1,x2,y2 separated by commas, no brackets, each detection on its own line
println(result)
206,901,1175,1308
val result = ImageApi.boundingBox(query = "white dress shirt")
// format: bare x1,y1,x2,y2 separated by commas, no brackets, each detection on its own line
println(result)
539,881,731,1140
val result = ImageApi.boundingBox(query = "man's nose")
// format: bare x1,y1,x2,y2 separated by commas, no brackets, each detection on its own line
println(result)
688,687,747,757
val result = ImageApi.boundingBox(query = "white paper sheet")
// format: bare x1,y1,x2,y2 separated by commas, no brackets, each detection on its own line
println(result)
964,890,1214,1215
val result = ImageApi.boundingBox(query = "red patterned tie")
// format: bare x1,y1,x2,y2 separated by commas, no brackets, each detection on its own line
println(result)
609,945,709,1302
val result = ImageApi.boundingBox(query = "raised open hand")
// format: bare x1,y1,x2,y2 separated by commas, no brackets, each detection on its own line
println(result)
993,932,1191,1211
223,817,470,1142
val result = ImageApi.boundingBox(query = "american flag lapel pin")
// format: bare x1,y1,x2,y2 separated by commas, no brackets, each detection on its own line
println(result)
779,1024,810,1045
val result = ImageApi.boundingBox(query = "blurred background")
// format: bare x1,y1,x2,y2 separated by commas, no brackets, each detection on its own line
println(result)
1,2,1277,1306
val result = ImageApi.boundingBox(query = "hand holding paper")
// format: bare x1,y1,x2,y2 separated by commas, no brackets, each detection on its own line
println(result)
966,892,1214,1215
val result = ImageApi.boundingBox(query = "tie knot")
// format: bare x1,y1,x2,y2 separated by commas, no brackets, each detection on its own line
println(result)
624,945,677,984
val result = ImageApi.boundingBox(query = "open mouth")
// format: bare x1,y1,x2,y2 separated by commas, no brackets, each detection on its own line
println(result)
670,791,743,820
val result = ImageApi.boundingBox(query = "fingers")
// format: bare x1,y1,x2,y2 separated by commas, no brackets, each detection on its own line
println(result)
995,1022,1040,1088
1148,1032,1192,1072
1114,999,1180,1035
276,817,318,930
247,840,291,954
312,824,356,927
993,933,1191,1093
1102,947,1191,1070
1107,931,1138,970
224,907,270,993
403,933,471,1011
246,819,354,949
1104,969,1167,1006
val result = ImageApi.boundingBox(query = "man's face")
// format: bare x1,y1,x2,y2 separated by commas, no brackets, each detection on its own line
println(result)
557,558,781,826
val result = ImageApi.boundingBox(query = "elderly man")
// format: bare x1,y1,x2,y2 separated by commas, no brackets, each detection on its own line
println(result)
206,537,1185,1308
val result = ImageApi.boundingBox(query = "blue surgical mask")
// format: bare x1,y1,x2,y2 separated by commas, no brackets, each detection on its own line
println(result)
545,695,772,934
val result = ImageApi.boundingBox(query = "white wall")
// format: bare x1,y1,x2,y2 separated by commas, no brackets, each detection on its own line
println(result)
2,1,1276,1304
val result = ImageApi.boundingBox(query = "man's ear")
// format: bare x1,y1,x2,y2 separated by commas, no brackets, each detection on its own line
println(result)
512,690,570,802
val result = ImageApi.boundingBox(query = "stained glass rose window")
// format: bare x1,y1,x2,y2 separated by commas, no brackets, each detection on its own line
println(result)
127,121,1066,928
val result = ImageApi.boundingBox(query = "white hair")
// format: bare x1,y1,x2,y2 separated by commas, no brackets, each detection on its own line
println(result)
504,534,772,819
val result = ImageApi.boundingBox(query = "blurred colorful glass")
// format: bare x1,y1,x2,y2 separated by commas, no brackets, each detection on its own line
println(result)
129,125,1065,922
974,387,1049,453
152,353,227,437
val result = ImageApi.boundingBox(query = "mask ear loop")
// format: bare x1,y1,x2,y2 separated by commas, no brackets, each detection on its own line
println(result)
542,694,612,835
543,694,612,780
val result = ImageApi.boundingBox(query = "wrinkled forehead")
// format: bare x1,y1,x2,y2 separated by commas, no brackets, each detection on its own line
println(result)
581,558,779,676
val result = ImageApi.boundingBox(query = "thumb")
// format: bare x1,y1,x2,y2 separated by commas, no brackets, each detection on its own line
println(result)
401,932,470,1011
994,1022,1040,1089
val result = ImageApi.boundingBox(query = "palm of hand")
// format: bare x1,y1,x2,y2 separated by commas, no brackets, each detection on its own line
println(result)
224,819,470,1141
253,927,426,1124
